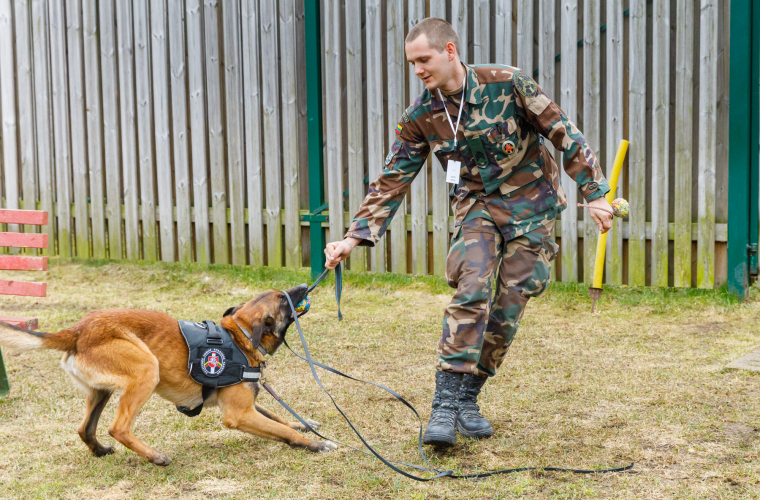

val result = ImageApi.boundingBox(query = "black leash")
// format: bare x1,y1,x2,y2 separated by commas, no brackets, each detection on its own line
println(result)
275,264,634,480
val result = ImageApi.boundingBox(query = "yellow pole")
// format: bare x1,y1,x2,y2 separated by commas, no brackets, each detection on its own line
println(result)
591,140,629,292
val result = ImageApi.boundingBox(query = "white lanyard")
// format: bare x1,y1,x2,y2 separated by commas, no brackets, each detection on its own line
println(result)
437,74,467,147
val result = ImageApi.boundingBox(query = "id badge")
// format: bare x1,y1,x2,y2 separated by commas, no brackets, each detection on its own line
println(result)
446,160,461,184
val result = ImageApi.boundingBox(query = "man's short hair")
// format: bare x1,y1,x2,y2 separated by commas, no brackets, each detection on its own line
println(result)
406,18,461,56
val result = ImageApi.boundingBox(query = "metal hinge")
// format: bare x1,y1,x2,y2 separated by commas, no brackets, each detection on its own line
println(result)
749,243,758,275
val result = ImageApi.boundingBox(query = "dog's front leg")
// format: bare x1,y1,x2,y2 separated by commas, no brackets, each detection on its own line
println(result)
254,403,322,432
218,385,336,453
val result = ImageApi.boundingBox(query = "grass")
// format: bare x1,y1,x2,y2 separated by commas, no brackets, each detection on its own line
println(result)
1,259,760,499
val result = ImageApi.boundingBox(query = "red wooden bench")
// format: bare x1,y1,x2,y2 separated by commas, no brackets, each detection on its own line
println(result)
0,209,48,398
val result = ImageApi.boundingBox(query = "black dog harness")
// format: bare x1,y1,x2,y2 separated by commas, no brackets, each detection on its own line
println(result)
176,320,262,417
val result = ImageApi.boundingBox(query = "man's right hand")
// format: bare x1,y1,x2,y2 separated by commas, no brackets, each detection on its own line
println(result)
324,237,361,270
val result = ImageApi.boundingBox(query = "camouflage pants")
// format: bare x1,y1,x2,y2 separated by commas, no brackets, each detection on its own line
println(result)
437,217,558,377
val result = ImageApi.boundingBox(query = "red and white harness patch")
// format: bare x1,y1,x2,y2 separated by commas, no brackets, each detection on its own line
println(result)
201,348,226,377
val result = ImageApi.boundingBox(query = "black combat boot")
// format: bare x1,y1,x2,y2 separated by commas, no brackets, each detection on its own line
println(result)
456,373,494,439
422,371,463,447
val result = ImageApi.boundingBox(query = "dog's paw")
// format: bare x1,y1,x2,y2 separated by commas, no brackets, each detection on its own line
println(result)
316,440,338,453
93,445,114,457
303,419,321,431
150,452,173,466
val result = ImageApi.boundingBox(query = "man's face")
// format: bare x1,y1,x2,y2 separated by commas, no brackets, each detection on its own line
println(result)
405,34,457,90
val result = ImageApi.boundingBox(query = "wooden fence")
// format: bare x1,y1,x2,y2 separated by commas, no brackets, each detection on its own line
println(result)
0,0,728,288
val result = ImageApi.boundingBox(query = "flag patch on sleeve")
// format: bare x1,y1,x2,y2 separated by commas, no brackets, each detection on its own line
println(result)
396,124,403,134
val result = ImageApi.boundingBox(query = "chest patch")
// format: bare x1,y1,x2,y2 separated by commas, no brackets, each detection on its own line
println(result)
201,348,226,377
513,71,538,97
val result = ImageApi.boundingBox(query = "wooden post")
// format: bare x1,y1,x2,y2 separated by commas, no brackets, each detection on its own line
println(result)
0,0,20,234
346,0,365,271
494,0,512,65
280,0,302,269
697,0,718,289
628,0,647,286
203,0,228,264
365,0,385,273
387,0,406,273
409,0,427,276
430,0,448,277
473,0,490,64
583,0,601,284
168,0,193,263
186,0,210,264
241,0,264,267
223,0,247,266
674,0,694,287
151,0,176,263
605,0,623,285
261,0,282,267
517,0,533,74
651,0,670,287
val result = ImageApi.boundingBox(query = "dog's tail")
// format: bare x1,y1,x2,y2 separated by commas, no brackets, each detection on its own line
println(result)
0,320,76,353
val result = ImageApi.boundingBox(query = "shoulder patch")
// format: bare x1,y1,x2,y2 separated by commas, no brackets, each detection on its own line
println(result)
513,71,538,98
402,110,410,123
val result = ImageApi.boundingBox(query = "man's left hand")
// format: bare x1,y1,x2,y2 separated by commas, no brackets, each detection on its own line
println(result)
587,197,613,234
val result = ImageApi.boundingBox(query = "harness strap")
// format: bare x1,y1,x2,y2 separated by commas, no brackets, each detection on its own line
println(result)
176,385,216,417
274,268,634,481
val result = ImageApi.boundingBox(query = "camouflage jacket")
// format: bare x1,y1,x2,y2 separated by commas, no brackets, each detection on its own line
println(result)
345,63,610,246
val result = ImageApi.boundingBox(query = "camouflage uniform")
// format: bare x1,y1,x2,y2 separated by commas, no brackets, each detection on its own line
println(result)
345,64,609,377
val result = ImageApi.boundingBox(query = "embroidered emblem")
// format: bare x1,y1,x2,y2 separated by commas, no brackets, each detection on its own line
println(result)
513,71,538,97
201,348,226,377
502,140,516,157
396,124,403,135
384,151,394,166
402,110,410,123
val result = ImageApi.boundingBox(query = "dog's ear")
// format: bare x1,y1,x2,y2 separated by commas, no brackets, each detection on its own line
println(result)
223,304,243,317
248,317,264,348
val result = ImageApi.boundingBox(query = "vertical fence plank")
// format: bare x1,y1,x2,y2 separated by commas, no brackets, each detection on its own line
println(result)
116,0,139,259
409,0,426,275
628,0,646,286
32,0,55,254
223,0,246,266
204,0,228,264
66,0,90,258
186,0,210,263
0,0,20,234
494,0,512,65
604,0,623,285
325,0,343,245
241,0,263,267
387,0,406,273
49,0,72,257
540,0,556,282
83,0,106,258
451,0,468,62
261,0,282,267
346,0,364,271
100,0,123,259
168,0,192,263
697,0,717,289
365,0,385,273
559,0,577,283
430,0,448,277
651,0,670,287
582,0,600,284
674,0,693,287
517,0,533,74
473,0,490,64
15,0,38,237
134,0,156,260
150,0,175,262
279,0,301,268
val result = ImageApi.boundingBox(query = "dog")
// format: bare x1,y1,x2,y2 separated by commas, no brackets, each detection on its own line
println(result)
0,284,337,465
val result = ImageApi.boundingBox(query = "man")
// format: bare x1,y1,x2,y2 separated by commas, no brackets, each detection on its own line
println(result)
324,18,613,448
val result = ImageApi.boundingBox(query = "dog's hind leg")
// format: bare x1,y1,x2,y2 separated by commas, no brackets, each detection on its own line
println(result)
254,403,321,432
78,389,114,457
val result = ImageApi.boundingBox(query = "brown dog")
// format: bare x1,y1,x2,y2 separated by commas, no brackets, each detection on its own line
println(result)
0,284,337,465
